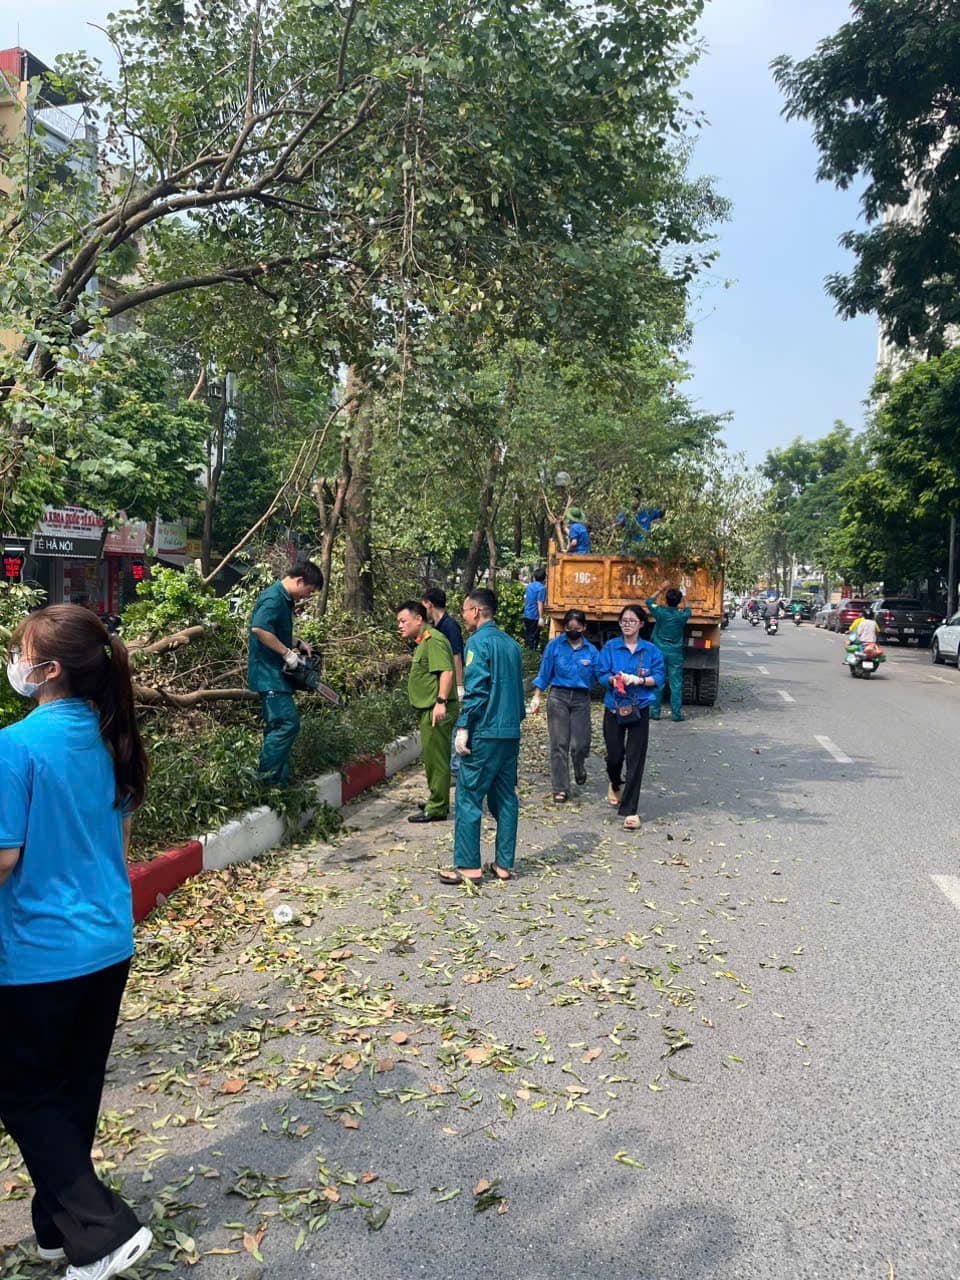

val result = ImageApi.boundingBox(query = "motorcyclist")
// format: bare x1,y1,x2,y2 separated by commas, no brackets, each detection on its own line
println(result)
789,600,803,623
762,598,780,622
848,609,878,646
747,598,760,619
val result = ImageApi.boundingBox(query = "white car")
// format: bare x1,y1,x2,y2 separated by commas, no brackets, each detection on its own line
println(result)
931,612,960,666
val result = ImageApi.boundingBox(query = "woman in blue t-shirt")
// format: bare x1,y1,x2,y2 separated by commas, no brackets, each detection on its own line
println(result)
0,605,152,1279
529,609,599,801
596,605,665,831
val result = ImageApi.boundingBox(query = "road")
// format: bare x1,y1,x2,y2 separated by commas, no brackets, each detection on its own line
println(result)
2,617,960,1280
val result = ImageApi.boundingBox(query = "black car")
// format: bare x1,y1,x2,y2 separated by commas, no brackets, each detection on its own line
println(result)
870,597,942,646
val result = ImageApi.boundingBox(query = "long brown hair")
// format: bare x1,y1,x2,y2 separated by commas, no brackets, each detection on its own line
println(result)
10,605,148,810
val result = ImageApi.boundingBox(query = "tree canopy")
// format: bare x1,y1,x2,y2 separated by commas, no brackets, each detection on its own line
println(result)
773,0,960,353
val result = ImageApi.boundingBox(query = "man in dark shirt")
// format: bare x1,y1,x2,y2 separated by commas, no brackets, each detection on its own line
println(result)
247,559,322,786
422,587,466,779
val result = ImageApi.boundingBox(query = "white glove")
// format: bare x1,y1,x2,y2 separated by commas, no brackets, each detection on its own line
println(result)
621,672,642,687
457,685,465,701
454,728,471,756
529,692,541,714
282,649,300,671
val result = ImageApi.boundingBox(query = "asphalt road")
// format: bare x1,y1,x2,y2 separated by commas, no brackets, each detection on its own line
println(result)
2,618,959,1280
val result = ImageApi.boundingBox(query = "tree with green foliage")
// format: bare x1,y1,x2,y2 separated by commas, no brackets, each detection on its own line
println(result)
773,0,960,353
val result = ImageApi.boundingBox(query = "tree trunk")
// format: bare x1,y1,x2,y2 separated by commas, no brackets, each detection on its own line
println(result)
201,396,227,576
511,495,522,577
316,441,350,615
461,451,499,594
342,368,375,615
486,525,498,583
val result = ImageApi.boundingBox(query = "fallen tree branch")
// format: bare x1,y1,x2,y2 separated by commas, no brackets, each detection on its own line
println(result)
128,624,211,658
133,683,256,708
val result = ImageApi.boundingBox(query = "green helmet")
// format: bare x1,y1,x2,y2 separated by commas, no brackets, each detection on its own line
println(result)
565,506,585,522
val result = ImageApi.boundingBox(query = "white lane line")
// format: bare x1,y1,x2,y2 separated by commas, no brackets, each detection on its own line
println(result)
932,875,960,912
757,665,769,674
815,735,853,764
745,649,756,657
777,690,795,703
926,675,953,685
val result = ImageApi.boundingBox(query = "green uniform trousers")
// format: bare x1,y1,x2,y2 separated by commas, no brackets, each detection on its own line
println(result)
453,738,520,871
419,708,455,817
258,692,300,786
652,645,684,720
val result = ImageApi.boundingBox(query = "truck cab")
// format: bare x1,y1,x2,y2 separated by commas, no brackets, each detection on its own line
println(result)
545,545,723,705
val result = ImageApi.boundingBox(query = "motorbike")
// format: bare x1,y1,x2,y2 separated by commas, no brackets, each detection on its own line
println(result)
844,640,885,679
749,613,760,627
765,618,779,635
792,612,802,627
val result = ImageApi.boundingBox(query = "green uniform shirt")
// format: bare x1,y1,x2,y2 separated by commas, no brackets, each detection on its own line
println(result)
247,581,294,693
645,599,691,652
408,627,456,710
455,620,525,740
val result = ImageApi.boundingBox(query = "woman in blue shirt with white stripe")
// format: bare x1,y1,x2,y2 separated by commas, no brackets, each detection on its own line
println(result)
529,609,599,801
596,605,665,830
0,605,152,1279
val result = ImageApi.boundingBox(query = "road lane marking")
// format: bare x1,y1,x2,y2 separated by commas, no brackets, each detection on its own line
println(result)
745,649,756,656
777,690,795,703
815,735,852,764
926,675,954,684
757,665,769,674
932,875,960,912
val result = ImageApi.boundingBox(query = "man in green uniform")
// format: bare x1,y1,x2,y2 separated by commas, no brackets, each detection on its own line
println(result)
396,601,457,823
440,588,525,886
645,580,691,722
247,560,323,785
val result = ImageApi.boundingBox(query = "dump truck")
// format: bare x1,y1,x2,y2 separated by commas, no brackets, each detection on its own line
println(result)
545,545,724,705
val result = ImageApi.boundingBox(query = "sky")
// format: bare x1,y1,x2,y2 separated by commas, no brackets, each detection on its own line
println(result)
683,0,878,461
8,0,878,465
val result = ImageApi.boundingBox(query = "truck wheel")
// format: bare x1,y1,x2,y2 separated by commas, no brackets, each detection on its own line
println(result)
681,670,696,705
697,669,719,705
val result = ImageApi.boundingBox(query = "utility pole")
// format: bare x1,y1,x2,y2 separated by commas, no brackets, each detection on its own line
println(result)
948,513,957,616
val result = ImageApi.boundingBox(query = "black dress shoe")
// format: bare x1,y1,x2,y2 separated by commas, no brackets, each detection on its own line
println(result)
408,811,448,823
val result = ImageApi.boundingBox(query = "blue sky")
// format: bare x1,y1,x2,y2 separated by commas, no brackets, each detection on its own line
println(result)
684,0,877,461
10,0,876,464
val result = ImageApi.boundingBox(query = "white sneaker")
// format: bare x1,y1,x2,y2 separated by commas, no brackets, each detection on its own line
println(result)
65,1228,152,1279
37,1243,66,1262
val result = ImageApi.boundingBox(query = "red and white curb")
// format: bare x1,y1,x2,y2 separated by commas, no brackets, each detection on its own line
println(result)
128,732,421,922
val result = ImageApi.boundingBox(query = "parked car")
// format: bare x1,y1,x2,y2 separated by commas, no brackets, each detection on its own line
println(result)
931,611,960,666
815,602,836,629
829,598,870,632
870,597,941,647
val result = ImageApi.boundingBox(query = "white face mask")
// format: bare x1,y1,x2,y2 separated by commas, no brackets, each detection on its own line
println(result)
6,657,51,699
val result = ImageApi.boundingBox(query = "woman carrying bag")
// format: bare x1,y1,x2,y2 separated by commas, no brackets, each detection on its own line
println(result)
529,609,599,802
0,605,152,1279
596,605,665,830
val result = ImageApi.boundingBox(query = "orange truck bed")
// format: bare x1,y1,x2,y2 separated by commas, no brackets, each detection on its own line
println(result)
545,545,724,705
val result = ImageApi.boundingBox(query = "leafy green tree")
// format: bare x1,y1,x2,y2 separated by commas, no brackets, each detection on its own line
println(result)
773,1,960,352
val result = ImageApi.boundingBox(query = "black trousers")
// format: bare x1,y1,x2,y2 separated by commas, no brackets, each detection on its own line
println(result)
523,618,542,649
0,958,141,1266
603,707,650,817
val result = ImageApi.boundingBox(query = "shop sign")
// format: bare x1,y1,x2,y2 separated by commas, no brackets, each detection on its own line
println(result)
131,559,146,582
2,543,26,583
156,518,188,555
104,520,148,556
31,534,102,559
35,506,103,539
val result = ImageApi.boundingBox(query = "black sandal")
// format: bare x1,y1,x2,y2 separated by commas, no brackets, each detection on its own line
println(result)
487,865,512,882
553,792,568,803
438,869,482,887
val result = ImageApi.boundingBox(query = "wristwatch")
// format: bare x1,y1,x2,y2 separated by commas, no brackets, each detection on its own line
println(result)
435,697,447,705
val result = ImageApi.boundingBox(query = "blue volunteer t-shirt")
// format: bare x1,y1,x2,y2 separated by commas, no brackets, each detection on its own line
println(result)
567,521,591,554
0,698,134,985
523,581,547,620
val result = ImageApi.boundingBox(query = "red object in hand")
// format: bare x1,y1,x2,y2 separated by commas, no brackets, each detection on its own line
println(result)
612,673,626,695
